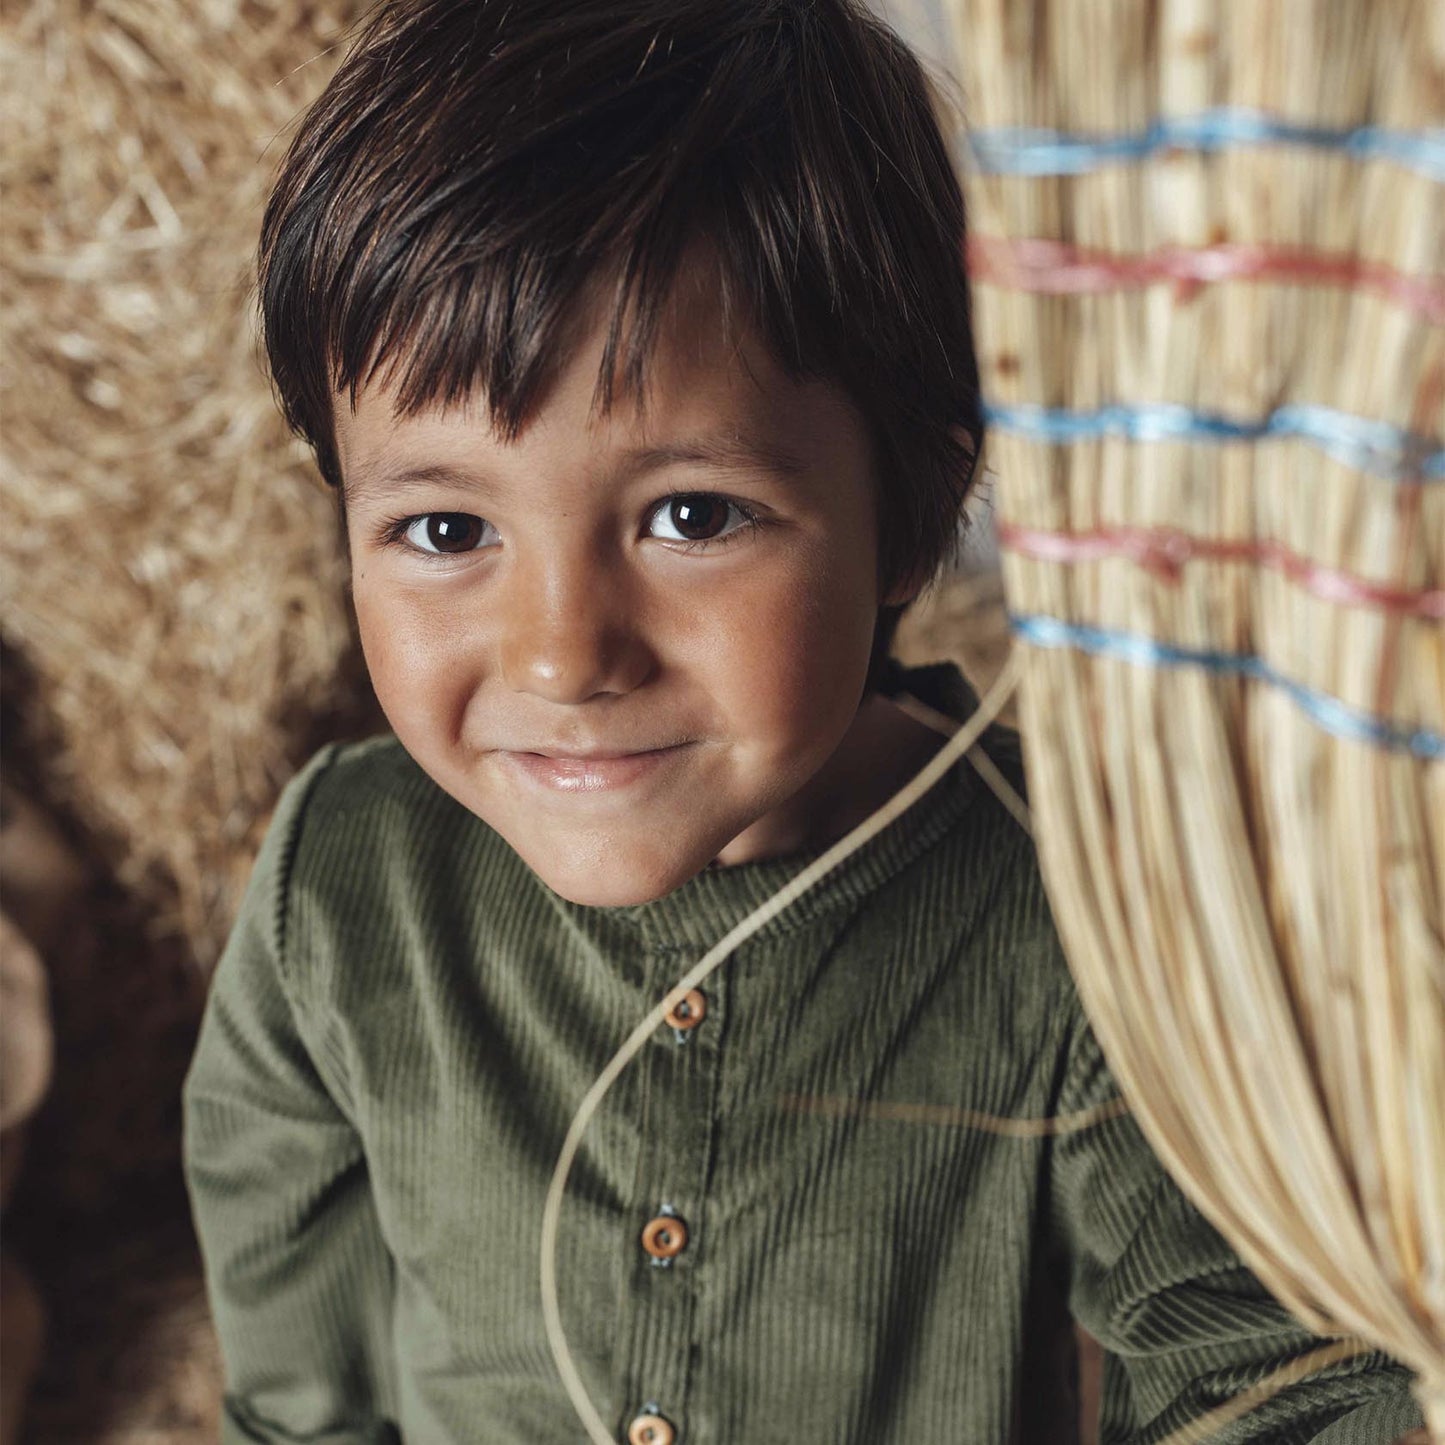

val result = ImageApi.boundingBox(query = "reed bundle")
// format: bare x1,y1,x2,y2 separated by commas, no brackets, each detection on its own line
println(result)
942,0,1443,1434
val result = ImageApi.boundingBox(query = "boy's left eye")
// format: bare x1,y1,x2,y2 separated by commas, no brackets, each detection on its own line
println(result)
400,513,500,554
647,494,755,545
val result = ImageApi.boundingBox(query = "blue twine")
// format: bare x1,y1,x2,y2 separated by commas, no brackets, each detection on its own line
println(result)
1009,614,1444,760
968,109,1445,181
982,402,1444,482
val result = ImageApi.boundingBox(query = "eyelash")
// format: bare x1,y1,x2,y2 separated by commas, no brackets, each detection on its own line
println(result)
373,494,764,558
373,513,494,556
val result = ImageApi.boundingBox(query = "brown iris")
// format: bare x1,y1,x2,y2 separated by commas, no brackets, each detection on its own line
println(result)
423,514,488,552
665,495,728,541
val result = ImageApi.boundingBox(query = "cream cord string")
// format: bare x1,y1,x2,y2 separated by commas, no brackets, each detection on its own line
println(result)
540,651,1024,1443
892,686,1032,834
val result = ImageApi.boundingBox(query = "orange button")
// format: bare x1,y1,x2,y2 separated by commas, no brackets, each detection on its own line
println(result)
627,1413,675,1445
640,1214,688,1260
664,989,706,1031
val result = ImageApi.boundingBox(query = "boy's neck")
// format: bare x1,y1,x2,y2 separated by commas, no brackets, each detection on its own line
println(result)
710,690,947,868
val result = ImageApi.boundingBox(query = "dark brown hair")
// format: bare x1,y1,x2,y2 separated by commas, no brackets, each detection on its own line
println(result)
259,0,981,626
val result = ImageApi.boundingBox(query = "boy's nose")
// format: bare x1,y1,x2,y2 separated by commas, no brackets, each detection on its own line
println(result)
495,552,654,704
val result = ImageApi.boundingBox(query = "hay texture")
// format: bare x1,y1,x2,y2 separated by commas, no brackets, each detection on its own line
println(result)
1,0,378,968
945,0,1444,1432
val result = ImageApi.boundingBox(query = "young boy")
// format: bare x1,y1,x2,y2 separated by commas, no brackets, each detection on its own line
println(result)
182,1,1425,1441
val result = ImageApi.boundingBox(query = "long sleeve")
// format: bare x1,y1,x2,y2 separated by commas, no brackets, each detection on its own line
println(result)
1044,986,1426,1445
182,749,400,1445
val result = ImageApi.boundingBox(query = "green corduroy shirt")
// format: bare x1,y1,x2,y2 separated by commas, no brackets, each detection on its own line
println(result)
182,665,1423,1445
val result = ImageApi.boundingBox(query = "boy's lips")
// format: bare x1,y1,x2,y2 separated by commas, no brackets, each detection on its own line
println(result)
497,743,694,793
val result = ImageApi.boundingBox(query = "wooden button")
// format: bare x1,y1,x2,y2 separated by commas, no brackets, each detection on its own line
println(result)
627,1412,675,1445
663,989,706,1030
640,1214,688,1260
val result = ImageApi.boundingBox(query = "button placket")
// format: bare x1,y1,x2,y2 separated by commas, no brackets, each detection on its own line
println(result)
611,949,726,1445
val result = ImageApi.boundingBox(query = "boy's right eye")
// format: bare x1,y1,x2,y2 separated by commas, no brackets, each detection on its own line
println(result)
397,513,500,555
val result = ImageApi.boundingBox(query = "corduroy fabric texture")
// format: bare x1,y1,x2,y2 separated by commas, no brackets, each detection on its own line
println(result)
182,667,1423,1445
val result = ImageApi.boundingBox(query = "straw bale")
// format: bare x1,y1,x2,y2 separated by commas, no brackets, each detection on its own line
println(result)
0,0,380,970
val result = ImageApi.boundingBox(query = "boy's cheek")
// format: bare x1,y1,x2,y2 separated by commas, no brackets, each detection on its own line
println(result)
351,582,485,745
728,559,878,736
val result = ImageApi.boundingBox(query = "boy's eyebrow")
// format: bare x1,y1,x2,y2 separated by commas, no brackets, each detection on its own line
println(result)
342,461,489,509
342,434,810,507
628,434,811,480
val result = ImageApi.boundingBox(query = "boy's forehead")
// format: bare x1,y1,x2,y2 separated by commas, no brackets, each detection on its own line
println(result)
332,257,861,489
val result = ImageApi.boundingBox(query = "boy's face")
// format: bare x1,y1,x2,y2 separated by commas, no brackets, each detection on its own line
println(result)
335,259,912,906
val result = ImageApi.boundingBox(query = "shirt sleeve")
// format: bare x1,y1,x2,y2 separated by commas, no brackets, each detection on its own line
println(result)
183,748,401,1445
1043,980,1426,1445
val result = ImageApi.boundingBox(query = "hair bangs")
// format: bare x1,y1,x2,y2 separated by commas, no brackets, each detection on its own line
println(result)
260,0,983,590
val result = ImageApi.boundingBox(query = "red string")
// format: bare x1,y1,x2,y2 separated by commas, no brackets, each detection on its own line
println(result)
997,522,1445,620
967,236,1445,323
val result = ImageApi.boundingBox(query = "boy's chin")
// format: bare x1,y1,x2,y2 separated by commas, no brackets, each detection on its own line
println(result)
532,859,705,909
544,874,688,908
510,832,724,909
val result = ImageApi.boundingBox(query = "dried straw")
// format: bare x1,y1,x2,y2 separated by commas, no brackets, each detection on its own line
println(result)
0,0,378,968
944,0,1444,1434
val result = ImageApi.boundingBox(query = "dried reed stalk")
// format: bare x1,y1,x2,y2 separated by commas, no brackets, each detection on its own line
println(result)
944,0,1444,1435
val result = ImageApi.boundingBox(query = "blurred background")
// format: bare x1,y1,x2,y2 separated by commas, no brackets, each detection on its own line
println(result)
0,2,1013,1440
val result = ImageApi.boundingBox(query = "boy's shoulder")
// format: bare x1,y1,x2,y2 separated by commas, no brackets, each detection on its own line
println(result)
285,730,439,820
262,732,537,931
279,731,466,847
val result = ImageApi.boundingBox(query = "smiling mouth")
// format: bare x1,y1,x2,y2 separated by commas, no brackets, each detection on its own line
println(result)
500,744,692,793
